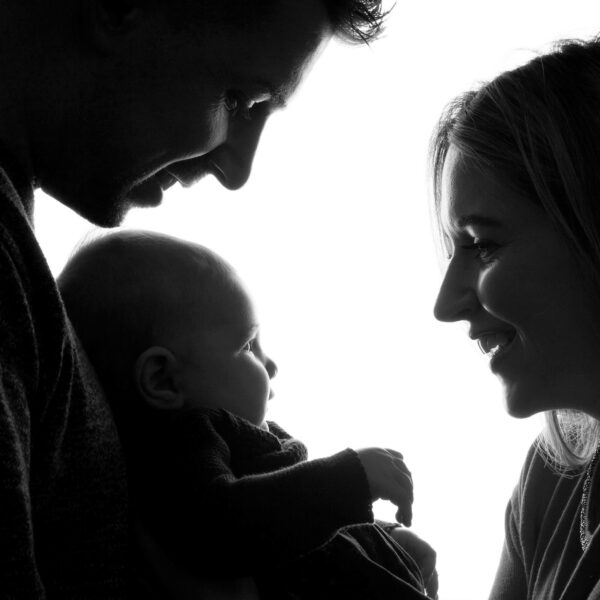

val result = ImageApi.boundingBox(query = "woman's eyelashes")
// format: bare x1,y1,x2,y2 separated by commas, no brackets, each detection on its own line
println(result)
444,234,500,262
462,238,499,262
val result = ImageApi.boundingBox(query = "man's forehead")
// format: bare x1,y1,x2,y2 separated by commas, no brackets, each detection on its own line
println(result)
207,0,331,96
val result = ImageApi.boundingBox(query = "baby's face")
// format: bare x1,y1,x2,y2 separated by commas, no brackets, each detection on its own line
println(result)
172,275,278,428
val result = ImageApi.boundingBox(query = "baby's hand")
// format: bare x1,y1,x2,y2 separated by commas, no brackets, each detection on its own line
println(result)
356,447,413,526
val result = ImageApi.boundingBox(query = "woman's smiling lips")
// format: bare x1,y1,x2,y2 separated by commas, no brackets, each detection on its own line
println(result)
471,329,517,364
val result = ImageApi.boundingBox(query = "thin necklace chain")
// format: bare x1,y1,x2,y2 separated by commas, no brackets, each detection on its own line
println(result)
580,443,600,552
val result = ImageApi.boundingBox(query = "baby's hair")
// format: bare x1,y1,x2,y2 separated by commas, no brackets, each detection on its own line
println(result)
57,230,236,437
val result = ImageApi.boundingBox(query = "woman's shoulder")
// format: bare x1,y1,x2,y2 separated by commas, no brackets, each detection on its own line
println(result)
513,439,580,510
509,438,584,555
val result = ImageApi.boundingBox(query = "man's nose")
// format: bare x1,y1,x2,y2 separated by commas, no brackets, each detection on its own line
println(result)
207,104,271,190
433,257,478,323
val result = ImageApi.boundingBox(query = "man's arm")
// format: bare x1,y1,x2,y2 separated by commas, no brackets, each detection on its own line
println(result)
0,233,45,597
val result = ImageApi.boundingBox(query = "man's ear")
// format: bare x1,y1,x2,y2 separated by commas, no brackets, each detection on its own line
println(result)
135,346,186,410
86,0,148,53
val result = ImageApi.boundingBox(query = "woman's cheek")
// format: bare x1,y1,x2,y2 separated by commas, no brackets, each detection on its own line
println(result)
476,263,519,321
478,255,548,326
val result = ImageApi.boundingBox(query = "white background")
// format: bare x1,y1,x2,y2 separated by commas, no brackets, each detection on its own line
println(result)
34,3,600,598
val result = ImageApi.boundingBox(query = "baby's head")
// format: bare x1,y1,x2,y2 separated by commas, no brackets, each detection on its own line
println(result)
58,230,277,437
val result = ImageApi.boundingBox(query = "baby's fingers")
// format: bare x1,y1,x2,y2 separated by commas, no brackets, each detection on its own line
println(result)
388,457,413,504
392,457,413,488
394,495,413,527
386,475,413,526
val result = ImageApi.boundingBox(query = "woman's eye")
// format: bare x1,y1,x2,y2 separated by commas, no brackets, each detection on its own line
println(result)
465,239,499,261
224,91,253,120
243,340,255,353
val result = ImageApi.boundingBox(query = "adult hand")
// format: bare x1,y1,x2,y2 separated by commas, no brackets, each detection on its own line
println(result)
356,447,413,526
133,516,260,599
388,527,438,599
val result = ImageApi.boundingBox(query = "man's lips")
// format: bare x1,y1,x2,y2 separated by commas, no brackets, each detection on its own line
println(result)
154,169,178,191
164,157,222,188
128,158,219,204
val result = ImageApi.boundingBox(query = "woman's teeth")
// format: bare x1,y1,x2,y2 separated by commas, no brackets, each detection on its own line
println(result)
477,331,514,357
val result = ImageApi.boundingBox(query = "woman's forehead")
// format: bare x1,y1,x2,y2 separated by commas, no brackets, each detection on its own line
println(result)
439,147,544,235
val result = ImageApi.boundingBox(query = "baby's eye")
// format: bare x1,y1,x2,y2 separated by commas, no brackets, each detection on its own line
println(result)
224,90,254,120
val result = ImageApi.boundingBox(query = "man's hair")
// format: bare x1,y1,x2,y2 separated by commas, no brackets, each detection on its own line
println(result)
429,37,600,471
58,230,235,438
172,0,389,44
321,0,389,43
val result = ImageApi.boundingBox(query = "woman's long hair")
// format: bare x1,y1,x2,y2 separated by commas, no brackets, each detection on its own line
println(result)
430,38,600,471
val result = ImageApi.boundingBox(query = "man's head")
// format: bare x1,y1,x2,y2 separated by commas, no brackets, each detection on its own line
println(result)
58,230,278,433
4,0,386,226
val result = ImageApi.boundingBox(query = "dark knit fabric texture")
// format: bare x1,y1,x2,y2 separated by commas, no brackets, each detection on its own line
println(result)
132,406,427,599
0,164,129,598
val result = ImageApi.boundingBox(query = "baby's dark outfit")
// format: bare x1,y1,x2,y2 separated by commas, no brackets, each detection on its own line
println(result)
133,407,428,599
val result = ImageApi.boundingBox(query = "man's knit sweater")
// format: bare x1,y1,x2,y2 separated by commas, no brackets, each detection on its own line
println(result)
133,406,428,599
0,163,129,597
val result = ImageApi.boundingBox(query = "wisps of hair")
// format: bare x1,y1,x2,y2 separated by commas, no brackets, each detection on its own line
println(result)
537,411,600,474
172,0,390,44
324,0,390,44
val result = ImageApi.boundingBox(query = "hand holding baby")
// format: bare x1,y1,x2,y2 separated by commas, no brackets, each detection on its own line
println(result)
357,447,414,526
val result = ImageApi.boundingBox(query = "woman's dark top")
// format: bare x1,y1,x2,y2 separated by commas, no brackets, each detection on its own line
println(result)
490,442,600,599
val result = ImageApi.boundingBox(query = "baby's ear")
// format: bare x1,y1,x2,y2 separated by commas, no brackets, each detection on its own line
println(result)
135,347,185,410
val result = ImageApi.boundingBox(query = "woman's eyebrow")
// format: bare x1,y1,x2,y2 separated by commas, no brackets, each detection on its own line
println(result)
456,214,503,229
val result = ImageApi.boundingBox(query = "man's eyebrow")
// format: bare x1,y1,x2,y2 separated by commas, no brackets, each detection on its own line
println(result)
456,214,503,229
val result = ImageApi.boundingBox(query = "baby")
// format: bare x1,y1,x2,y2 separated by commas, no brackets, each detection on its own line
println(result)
58,230,434,599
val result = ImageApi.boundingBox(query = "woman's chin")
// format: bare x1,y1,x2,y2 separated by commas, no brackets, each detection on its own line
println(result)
502,386,542,419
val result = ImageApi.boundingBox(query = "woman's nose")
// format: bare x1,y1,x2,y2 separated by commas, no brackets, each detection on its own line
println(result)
207,104,270,190
266,357,278,380
433,258,478,323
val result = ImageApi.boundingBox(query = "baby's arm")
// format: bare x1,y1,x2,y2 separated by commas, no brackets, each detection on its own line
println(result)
149,411,414,576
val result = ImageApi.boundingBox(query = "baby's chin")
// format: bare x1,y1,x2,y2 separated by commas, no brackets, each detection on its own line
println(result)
259,421,270,432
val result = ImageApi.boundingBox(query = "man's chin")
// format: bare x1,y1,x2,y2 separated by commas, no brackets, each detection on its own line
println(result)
40,182,127,228
41,171,172,228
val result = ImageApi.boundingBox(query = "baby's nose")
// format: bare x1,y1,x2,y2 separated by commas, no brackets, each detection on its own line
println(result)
266,357,278,379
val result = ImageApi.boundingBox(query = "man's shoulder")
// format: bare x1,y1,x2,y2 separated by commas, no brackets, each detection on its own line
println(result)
0,162,34,219
0,164,40,277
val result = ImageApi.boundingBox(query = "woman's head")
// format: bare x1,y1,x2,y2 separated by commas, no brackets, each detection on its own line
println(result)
431,38,600,468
